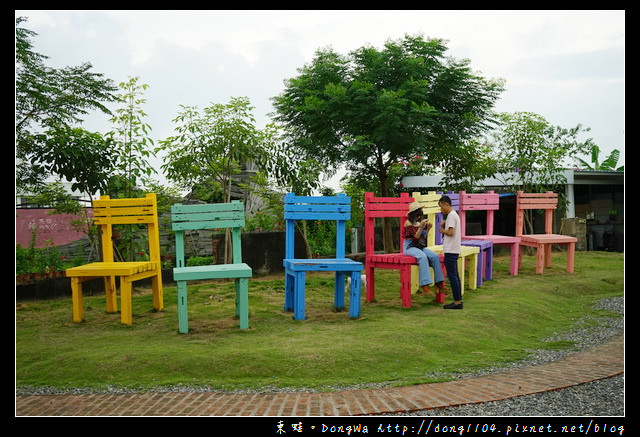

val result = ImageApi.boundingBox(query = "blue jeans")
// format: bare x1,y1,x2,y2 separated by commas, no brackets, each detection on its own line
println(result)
403,239,444,287
444,253,461,301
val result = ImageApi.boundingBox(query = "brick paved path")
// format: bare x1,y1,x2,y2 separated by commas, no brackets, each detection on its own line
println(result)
15,333,623,416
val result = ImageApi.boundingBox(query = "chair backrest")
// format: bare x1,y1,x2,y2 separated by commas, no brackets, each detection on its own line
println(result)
516,191,558,236
171,201,246,267
410,191,443,247
283,193,351,259
92,193,161,264
364,192,413,255
458,190,500,237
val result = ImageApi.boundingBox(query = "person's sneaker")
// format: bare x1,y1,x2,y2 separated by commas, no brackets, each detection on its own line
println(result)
443,302,463,309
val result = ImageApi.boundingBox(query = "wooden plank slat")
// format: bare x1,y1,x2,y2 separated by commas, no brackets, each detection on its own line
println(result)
517,192,558,198
284,211,350,220
171,202,243,214
92,197,155,208
517,197,558,204
463,204,500,210
172,218,245,231
365,203,411,210
284,194,350,204
366,196,414,203
460,194,499,205
171,210,244,222
93,215,156,225
285,204,351,213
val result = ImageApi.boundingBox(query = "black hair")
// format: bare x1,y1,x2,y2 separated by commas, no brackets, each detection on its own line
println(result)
408,208,423,223
439,196,452,206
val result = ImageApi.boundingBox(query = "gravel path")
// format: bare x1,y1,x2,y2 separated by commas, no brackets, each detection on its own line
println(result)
376,296,625,416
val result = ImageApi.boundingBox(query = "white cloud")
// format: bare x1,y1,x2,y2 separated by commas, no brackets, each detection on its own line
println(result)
16,9,625,171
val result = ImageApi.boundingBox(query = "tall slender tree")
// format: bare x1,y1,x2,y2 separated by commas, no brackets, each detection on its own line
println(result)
107,76,157,198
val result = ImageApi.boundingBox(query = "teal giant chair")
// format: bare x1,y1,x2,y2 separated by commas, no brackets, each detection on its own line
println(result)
172,201,252,333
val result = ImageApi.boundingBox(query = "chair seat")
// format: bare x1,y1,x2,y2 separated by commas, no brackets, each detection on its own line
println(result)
173,263,252,281
520,234,578,244
464,235,521,244
283,258,363,272
429,245,479,256
66,261,157,277
368,253,417,264
461,239,493,250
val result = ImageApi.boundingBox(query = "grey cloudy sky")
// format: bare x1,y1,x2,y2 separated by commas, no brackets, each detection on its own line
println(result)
16,10,625,187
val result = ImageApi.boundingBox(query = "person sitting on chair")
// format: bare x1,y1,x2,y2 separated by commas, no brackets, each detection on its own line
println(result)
403,202,446,295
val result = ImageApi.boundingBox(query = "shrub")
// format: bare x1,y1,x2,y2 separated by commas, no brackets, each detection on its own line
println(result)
186,256,214,267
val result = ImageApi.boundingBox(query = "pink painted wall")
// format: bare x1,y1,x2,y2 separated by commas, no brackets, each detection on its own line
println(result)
15,209,88,248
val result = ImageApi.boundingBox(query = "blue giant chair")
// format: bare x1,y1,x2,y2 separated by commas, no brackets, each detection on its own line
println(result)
282,193,363,320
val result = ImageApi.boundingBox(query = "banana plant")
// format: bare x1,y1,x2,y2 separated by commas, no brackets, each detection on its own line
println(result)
576,145,624,171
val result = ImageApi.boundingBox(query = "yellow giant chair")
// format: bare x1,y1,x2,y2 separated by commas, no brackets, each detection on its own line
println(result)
65,193,164,325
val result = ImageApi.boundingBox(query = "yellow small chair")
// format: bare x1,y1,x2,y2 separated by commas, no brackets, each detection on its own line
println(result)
65,193,164,325
409,191,478,296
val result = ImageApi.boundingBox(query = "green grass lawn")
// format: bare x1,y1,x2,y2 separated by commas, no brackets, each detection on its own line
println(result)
16,251,624,392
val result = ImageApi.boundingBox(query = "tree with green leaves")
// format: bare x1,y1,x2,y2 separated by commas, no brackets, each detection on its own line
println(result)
486,112,595,192
158,97,267,262
272,34,504,251
158,97,265,204
15,16,117,192
485,111,595,235
29,127,116,200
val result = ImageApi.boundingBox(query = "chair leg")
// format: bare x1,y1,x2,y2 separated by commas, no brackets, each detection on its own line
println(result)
365,265,375,302
486,246,493,281
284,271,294,312
400,266,412,308
151,272,164,312
510,243,519,276
476,250,484,287
410,265,419,294
104,276,117,313
177,280,189,334
293,271,306,320
518,245,523,271
566,242,576,273
348,272,361,319
120,278,133,325
467,253,478,291
236,278,249,329
544,243,553,269
334,271,346,311
458,256,466,295
71,277,84,323
536,245,545,274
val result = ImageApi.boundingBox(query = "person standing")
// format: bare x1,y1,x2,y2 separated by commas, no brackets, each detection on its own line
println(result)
439,196,463,309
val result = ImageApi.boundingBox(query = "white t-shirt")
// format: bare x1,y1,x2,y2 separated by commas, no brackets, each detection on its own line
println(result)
442,209,461,254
